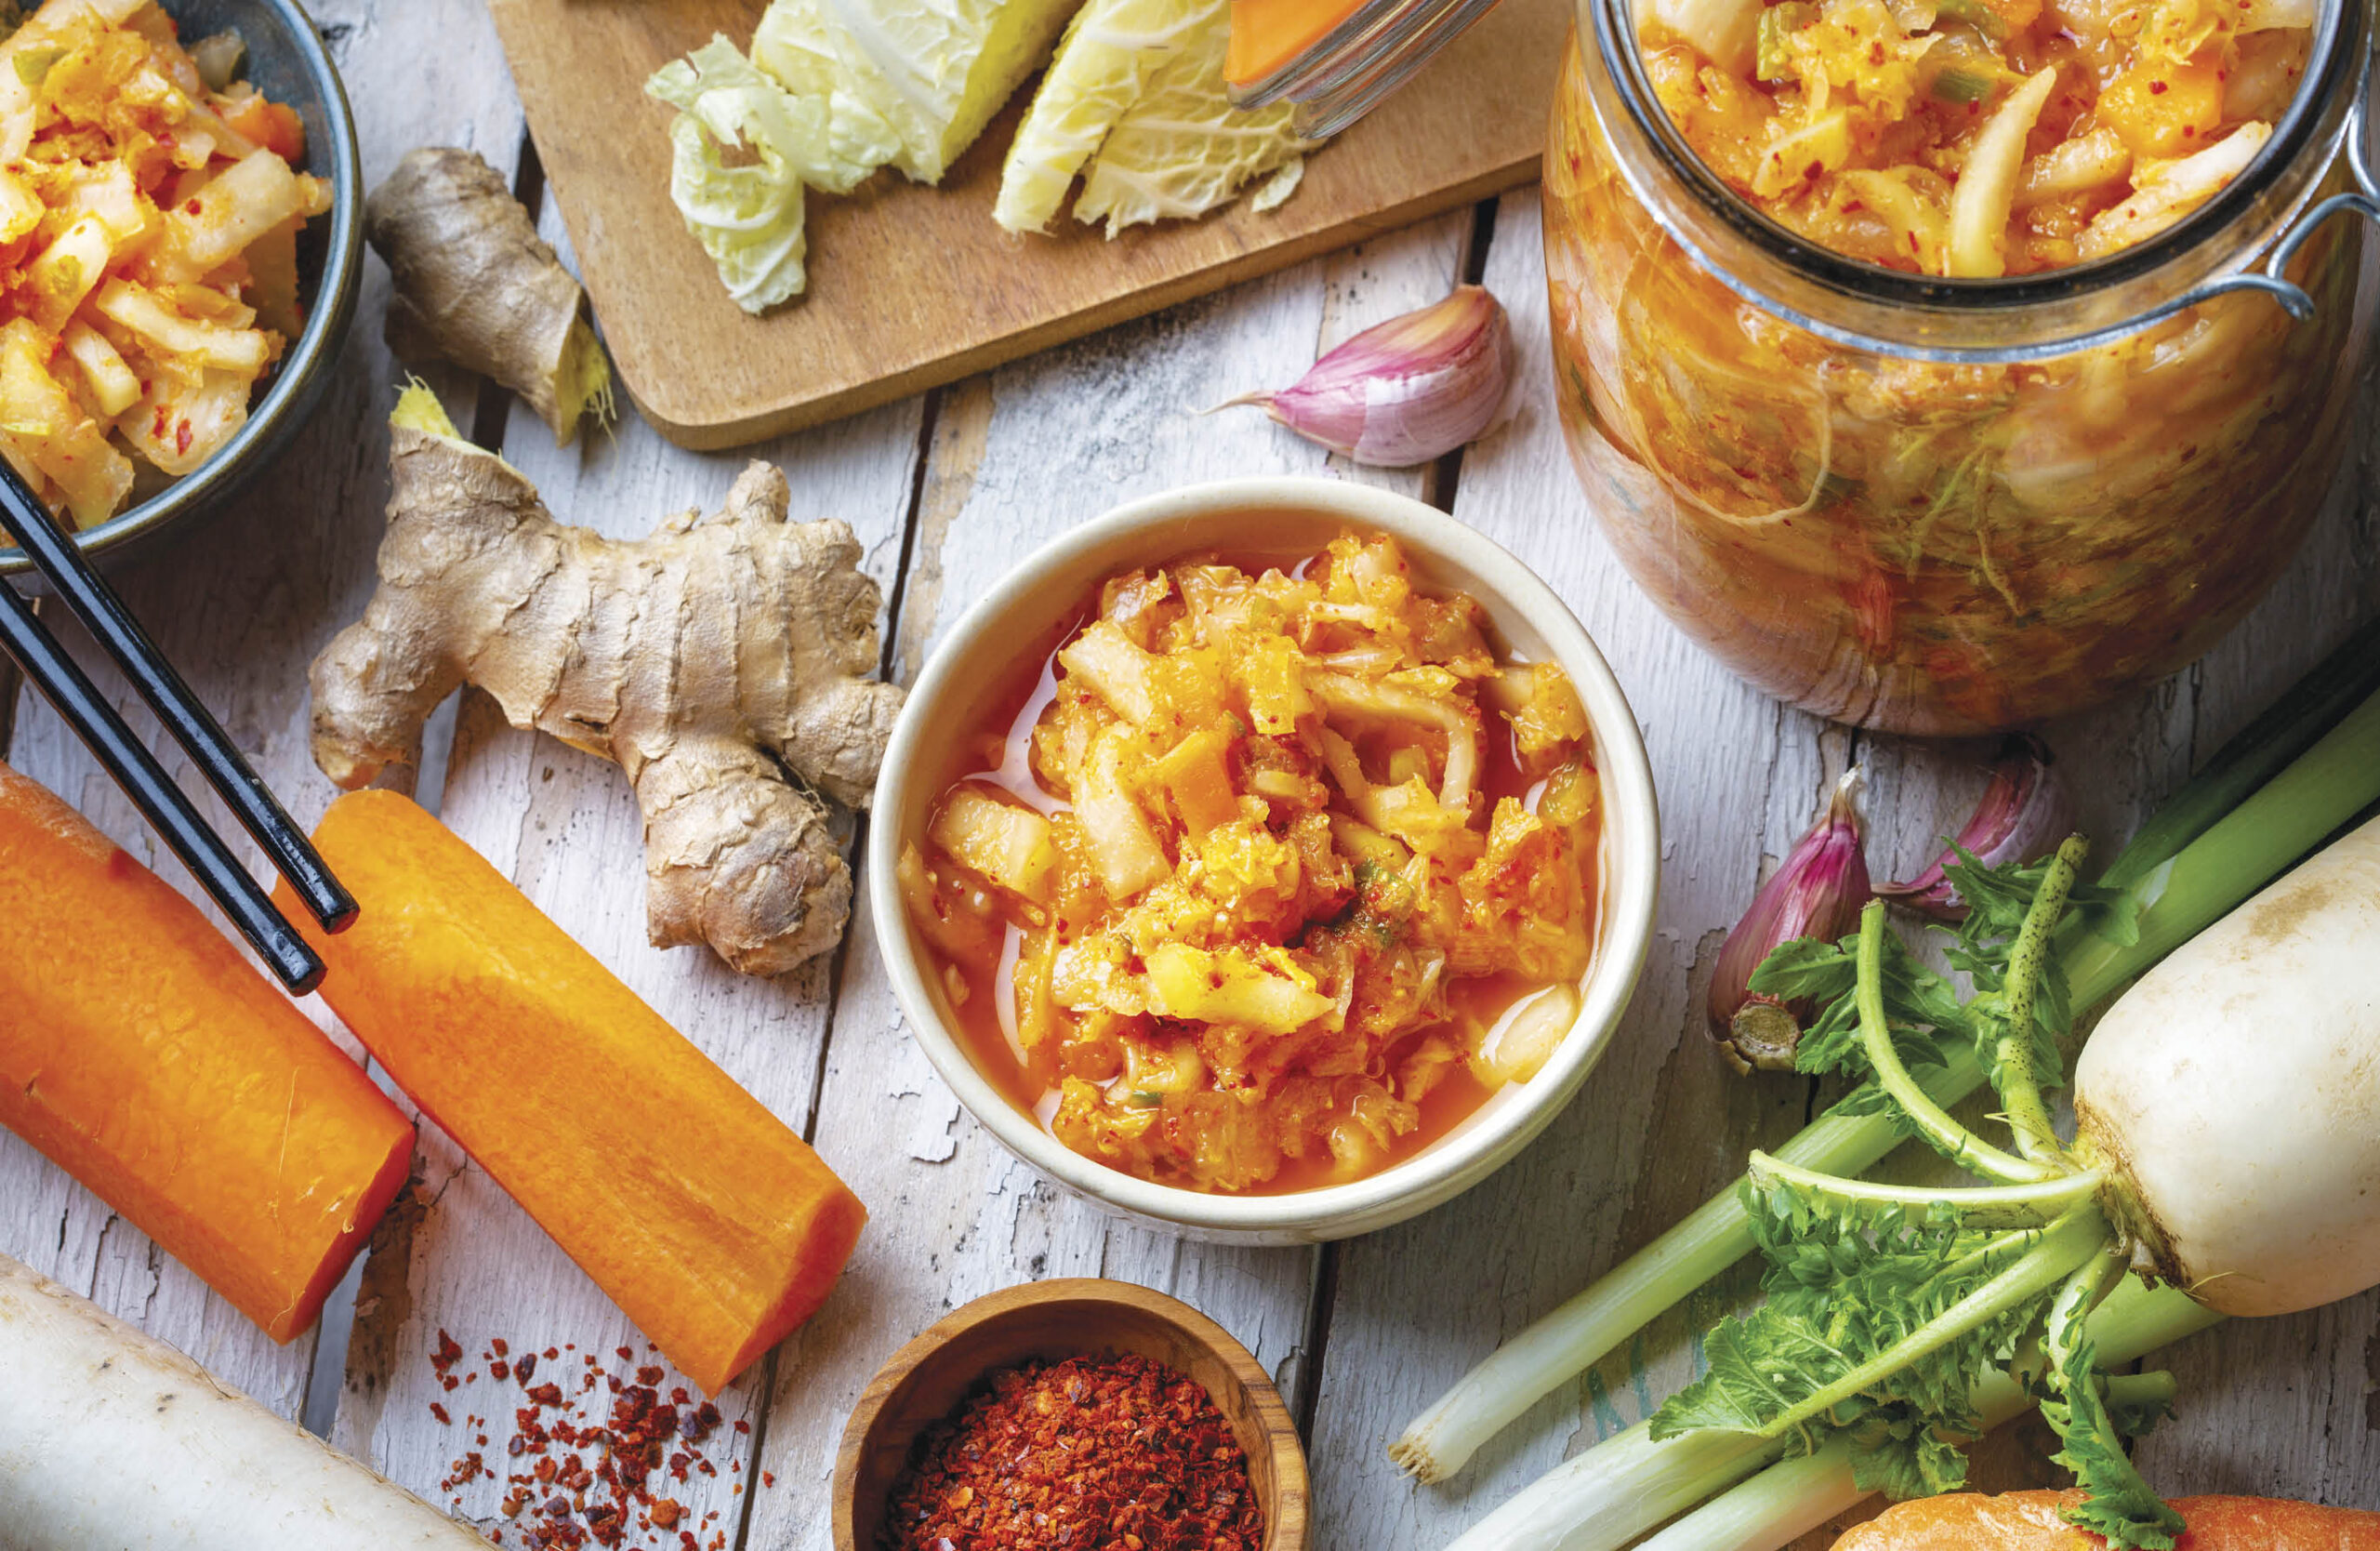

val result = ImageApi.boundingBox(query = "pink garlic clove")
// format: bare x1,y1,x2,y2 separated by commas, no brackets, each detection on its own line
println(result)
1218,285,1513,467
1711,768,1873,1072
1879,735,2073,921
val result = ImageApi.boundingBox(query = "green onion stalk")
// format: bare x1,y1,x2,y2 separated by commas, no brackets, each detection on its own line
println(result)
1443,1278,2216,1551
1391,635,2380,1489
1630,1276,2215,1551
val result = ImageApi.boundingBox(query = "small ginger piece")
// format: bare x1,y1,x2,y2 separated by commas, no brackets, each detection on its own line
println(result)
364,147,613,444
310,385,904,977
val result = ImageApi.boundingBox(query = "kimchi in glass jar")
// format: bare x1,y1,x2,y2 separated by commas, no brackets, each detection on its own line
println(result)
1545,0,2375,734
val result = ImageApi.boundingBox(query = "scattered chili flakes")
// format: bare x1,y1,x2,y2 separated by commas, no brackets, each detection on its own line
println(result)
419,1334,750,1550
880,1352,1265,1551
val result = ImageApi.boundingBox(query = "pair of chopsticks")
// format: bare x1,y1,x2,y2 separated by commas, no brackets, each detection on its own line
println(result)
0,463,354,994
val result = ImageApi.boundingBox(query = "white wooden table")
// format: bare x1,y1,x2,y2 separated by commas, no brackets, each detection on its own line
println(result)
4,4,2376,1545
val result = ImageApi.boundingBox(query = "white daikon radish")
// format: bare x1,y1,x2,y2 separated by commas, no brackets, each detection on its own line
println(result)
0,1252,485,1550
1629,815,2380,1549
2074,812,2380,1317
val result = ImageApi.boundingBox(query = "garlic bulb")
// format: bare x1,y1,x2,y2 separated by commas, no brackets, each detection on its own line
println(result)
1217,285,1512,467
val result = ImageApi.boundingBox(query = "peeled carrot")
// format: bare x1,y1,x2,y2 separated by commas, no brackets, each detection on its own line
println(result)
283,789,866,1394
1834,1491,2380,1551
0,762,413,1342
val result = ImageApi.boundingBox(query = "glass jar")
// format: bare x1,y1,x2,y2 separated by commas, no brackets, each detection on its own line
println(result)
1543,0,2377,735
1227,0,1504,133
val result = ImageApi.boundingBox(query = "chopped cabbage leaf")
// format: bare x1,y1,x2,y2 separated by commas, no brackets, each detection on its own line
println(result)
993,0,1206,232
646,38,816,312
1070,0,1311,236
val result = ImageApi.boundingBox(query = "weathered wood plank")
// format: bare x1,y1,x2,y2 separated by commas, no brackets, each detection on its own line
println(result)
321,351,928,1544
742,215,1474,1550
2122,344,2380,1505
1301,185,1831,1551
0,0,528,1423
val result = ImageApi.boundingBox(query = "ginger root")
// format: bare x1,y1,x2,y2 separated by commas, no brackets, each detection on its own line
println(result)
364,147,613,444
310,385,904,977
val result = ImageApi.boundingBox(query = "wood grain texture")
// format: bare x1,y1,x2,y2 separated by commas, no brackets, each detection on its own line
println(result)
0,0,526,1426
321,283,929,1535
481,0,1558,448
831,1279,1308,1551
739,214,1474,1551
3,2,2375,1542
1302,186,1839,1549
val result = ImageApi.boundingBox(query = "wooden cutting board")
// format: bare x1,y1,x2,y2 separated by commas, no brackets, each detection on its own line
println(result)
484,0,1565,449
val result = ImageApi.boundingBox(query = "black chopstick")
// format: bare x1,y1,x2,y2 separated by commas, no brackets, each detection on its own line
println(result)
0,461,356,938
0,577,324,992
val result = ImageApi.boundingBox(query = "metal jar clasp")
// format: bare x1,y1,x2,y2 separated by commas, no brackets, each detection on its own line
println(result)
2173,65,2379,323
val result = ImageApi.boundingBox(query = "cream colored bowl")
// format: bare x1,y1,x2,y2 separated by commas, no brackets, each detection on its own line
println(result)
869,478,1660,1244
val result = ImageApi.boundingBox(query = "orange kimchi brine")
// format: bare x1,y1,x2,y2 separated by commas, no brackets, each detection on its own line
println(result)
1543,0,2373,735
897,531,1604,1195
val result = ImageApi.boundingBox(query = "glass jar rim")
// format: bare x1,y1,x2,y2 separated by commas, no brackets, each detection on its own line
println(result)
1580,0,2373,360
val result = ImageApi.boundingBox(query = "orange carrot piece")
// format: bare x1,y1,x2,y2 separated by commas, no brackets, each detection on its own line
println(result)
0,762,413,1342
284,790,866,1394
1833,1491,2380,1551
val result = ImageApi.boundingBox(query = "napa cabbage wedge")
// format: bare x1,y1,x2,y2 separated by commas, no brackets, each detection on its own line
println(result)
747,0,905,191
1075,0,1309,233
993,0,1202,232
750,0,1082,184
999,0,1313,235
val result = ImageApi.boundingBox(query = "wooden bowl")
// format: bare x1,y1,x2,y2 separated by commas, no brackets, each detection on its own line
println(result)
833,1279,1311,1551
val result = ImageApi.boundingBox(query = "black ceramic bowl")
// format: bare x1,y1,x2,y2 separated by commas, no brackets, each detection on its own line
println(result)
0,0,363,577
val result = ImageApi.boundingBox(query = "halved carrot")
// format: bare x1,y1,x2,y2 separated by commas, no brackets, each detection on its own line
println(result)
283,790,866,1395
0,762,413,1341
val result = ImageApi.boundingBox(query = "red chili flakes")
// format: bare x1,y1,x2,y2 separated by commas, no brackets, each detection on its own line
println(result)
881,1352,1265,1551
431,1401,454,1425
421,1335,745,1551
